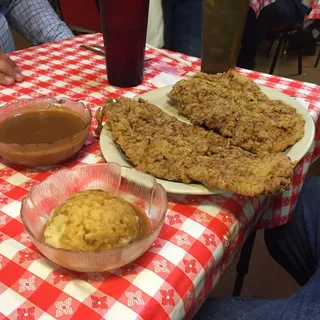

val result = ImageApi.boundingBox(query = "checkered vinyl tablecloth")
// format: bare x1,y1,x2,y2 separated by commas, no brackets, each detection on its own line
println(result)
250,0,320,19
309,0,320,20
250,0,276,16
0,34,320,320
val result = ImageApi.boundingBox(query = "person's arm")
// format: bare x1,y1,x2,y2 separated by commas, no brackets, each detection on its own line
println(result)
5,0,74,46
0,51,24,85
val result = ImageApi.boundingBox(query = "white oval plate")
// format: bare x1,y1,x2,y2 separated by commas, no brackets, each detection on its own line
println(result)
100,85,315,195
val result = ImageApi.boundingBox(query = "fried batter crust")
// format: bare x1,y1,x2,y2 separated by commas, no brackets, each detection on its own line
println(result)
96,98,294,196
168,71,305,153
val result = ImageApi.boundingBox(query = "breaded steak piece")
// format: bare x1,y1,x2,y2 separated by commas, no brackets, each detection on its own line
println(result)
168,70,305,154
96,98,295,196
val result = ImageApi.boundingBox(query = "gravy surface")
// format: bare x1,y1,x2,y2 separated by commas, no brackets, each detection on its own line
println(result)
0,107,87,145
130,203,152,239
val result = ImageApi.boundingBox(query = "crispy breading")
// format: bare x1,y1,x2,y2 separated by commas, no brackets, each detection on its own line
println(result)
168,70,305,153
96,98,294,196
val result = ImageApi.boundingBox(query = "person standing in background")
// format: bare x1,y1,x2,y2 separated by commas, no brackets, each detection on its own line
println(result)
161,0,310,68
162,0,202,57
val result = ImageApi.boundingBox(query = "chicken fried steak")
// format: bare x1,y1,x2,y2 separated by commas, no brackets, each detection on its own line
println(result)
96,98,295,196
168,71,305,154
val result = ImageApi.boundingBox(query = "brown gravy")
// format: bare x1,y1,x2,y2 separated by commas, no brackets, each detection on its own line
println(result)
129,203,152,240
0,107,87,145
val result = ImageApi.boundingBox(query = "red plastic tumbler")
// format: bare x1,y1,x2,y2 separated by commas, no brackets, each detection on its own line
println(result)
99,0,150,87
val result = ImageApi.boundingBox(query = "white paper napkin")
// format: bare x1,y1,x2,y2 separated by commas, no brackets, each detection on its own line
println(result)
150,72,186,88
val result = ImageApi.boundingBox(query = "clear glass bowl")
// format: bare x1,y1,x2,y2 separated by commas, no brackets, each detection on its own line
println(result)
20,163,168,272
0,97,92,167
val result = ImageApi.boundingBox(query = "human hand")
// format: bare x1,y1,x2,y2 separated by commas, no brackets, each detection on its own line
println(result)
0,51,24,85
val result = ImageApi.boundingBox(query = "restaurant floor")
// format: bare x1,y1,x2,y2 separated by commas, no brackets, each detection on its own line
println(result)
12,31,320,300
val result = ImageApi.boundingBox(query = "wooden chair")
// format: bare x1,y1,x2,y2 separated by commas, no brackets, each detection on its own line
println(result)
55,0,101,34
314,40,320,67
232,231,257,296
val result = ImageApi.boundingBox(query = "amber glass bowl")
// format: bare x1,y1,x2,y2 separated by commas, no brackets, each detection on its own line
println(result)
20,163,168,272
0,97,92,167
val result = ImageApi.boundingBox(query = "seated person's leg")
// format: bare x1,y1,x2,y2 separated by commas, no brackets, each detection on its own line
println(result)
237,0,298,70
265,176,320,286
236,7,258,70
196,272,320,320
195,297,285,320
275,0,308,26
237,3,281,70
6,0,73,46
195,176,320,320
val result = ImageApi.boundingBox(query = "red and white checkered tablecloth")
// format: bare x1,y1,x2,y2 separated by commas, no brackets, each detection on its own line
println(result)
0,34,320,320
309,0,320,20
250,0,320,19
250,0,276,17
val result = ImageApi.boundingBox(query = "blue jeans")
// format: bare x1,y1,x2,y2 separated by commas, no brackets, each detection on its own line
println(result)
162,0,307,63
195,176,320,320
237,0,308,69
162,0,202,57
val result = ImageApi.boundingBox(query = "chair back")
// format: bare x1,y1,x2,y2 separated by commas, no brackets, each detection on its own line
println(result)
59,0,101,32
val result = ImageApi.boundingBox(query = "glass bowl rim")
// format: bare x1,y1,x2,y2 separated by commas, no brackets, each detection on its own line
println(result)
0,97,92,148
20,163,168,255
